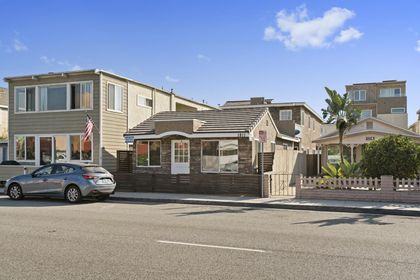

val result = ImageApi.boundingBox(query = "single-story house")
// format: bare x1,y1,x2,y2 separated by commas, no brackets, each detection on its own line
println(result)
315,117,420,166
121,107,299,196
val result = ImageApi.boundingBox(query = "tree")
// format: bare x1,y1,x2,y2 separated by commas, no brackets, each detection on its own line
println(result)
361,135,420,178
321,87,361,164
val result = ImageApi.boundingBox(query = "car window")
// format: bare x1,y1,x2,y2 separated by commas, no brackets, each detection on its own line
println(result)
54,165,76,175
82,166,108,174
33,166,53,177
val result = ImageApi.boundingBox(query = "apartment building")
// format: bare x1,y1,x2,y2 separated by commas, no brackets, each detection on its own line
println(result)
4,69,214,171
345,80,408,128
0,87,8,161
222,97,323,153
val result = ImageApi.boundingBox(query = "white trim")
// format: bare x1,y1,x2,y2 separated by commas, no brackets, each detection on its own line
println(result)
279,109,292,121
14,133,93,165
379,87,402,98
135,140,161,167
14,80,94,114
106,82,123,113
99,73,103,166
171,139,190,174
391,107,406,114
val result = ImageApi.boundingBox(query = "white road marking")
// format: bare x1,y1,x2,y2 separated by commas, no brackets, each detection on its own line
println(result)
157,240,267,253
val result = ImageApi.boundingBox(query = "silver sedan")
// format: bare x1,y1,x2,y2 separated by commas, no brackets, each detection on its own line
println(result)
4,163,116,203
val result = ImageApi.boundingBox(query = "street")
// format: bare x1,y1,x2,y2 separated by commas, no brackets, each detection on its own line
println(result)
1,196,420,280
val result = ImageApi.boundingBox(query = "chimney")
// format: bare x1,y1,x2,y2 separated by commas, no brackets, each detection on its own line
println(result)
250,97,266,105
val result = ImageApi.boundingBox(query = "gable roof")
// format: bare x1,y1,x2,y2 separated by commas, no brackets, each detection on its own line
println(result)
315,117,420,142
125,107,269,136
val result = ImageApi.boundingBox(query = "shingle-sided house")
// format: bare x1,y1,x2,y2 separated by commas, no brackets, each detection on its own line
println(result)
122,107,299,196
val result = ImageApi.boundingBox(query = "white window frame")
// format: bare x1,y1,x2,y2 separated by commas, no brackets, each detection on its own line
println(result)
14,134,93,165
391,107,406,114
201,139,239,174
107,82,123,113
379,88,402,98
279,110,292,121
349,90,367,101
137,95,153,108
14,81,94,114
14,135,36,163
360,109,373,119
135,140,161,167
70,82,94,110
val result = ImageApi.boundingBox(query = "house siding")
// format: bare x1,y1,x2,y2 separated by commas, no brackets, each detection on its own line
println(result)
8,74,101,164
101,74,129,171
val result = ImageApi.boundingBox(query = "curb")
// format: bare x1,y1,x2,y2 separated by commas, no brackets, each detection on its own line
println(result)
110,196,420,217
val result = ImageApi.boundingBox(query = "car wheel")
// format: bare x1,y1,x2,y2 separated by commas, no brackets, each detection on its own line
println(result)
97,194,110,201
8,184,23,200
65,185,82,203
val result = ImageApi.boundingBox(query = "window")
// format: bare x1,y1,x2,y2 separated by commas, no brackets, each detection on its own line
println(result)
108,83,123,112
349,90,366,101
54,135,67,162
283,144,288,150
312,119,316,131
15,87,35,112
71,82,93,109
137,95,153,107
308,117,311,128
33,166,53,177
202,140,238,173
380,88,401,97
174,141,189,163
39,85,67,111
15,136,35,161
55,165,75,174
391,107,406,114
360,110,372,119
300,110,305,126
279,110,292,121
70,135,92,161
366,121,373,129
136,140,161,167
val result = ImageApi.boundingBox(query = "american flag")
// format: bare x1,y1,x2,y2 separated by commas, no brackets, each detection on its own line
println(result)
83,115,95,142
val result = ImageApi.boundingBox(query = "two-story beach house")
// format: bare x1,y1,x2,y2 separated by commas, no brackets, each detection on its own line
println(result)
4,69,214,171
221,97,323,154
314,80,420,166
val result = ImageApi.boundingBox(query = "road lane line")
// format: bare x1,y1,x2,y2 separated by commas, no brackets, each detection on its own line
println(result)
157,240,267,253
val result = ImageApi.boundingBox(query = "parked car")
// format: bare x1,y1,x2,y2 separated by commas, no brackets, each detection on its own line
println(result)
3,163,116,203
0,160,21,165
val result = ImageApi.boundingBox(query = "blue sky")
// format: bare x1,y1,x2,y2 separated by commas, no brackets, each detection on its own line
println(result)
1,0,420,123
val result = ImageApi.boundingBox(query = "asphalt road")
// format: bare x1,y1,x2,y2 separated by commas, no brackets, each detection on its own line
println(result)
1,197,420,280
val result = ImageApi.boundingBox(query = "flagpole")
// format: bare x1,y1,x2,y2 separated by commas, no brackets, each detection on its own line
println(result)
86,113,100,133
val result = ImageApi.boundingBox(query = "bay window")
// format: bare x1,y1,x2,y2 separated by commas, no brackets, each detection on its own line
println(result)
108,83,123,112
71,82,93,109
136,140,161,167
15,136,35,161
202,140,238,173
39,85,67,111
15,81,93,113
15,87,35,112
70,135,92,161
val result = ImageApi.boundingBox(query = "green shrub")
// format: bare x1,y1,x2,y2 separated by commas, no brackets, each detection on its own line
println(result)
322,160,362,178
361,135,420,178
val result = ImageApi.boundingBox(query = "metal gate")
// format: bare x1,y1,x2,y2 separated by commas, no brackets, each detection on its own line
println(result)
270,174,297,196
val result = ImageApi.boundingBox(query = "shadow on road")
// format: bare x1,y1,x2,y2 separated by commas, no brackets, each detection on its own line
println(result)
173,207,260,217
293,213,394,227
0,196,98,208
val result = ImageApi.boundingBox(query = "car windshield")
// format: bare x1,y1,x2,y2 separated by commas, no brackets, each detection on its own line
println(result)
82,166,108,174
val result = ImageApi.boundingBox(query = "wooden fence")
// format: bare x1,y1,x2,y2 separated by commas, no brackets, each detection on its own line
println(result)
297,175,420,203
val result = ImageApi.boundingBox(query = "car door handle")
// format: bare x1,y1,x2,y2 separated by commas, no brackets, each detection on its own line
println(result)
42,178,48,182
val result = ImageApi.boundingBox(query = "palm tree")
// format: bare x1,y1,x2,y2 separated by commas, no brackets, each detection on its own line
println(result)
321,87,361,164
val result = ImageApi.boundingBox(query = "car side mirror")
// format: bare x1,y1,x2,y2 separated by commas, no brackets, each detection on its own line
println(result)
31,173,37,178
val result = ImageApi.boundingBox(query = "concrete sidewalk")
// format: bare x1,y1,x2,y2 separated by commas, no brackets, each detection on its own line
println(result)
112,191,420,216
